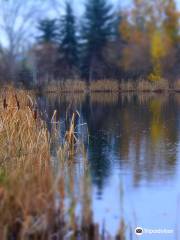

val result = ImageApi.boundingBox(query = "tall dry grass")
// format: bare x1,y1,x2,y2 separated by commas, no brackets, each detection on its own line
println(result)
42,78,178,93
120,79,170,92
0,87,103,240
45,80,86,93
89,80,119,92
0,88,49,168
0,87,127,240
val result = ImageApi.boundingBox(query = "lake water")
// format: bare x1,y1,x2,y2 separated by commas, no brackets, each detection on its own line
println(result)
37,93,180,239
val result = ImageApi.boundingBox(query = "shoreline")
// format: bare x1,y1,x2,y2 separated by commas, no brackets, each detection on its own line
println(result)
39,79,180,94
42,89,180,94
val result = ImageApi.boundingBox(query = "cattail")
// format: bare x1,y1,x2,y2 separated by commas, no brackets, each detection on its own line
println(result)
14,94,20,110
3,97,8,109
33,107,38,120
27,95,34,111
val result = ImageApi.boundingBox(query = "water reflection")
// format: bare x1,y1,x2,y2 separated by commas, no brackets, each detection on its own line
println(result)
37,92,180,236
37,93,180,188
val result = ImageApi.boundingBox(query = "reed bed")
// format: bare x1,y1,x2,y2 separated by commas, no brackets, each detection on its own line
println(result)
120,80,135,92
0,87,126,240
0,88,82,239
120,79,170,92
89,80,119,92
45,80,86,93
0,88,49,168
42,78,179,93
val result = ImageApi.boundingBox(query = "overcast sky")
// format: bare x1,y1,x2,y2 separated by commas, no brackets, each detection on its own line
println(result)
73,0,180,15
0,0,179,48
73,0,131,15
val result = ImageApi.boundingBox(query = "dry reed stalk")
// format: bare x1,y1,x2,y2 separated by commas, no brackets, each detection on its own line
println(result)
43,78,180,94
0,87,77,239
45,80,86,93
0,87,127,240
89,80,119,92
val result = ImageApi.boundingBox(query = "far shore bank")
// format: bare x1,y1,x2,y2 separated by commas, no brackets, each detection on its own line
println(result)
40,79,180,94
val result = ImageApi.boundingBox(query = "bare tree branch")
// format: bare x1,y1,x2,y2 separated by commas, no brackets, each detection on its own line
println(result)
0,0,52,56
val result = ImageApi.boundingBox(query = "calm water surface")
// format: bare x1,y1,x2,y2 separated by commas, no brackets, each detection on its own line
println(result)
37,93,180,239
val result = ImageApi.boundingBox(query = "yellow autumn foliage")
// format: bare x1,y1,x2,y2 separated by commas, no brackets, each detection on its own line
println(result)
151,31,167,61
149,99,164,143
119,0,179,81
149,30,172,81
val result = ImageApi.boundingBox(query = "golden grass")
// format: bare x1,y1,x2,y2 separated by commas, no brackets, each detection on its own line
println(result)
146,79,169,92
0,88,49,169
0,87,129,240
0,89,51,239
121,79,170,92
42,78,180,93
45,80,86,93
89,80,119,92
120,80,135,92
0,87,101,240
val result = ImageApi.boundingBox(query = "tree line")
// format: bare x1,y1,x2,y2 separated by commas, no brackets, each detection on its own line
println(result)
0,0,179,86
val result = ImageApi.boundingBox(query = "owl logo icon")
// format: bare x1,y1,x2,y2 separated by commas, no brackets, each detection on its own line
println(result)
135,227,144,236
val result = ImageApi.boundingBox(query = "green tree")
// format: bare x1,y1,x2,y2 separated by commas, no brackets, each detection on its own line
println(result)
81,0,114,81
59,2,78,77
37,19,58,44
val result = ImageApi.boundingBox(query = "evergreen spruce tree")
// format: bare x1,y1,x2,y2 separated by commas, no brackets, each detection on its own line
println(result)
37,19,58,44
81,0,114,81
59,2,78,76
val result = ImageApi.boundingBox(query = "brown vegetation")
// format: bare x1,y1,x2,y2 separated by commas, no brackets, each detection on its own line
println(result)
43,78,180,93
45,80,86,93
0,87,126,240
